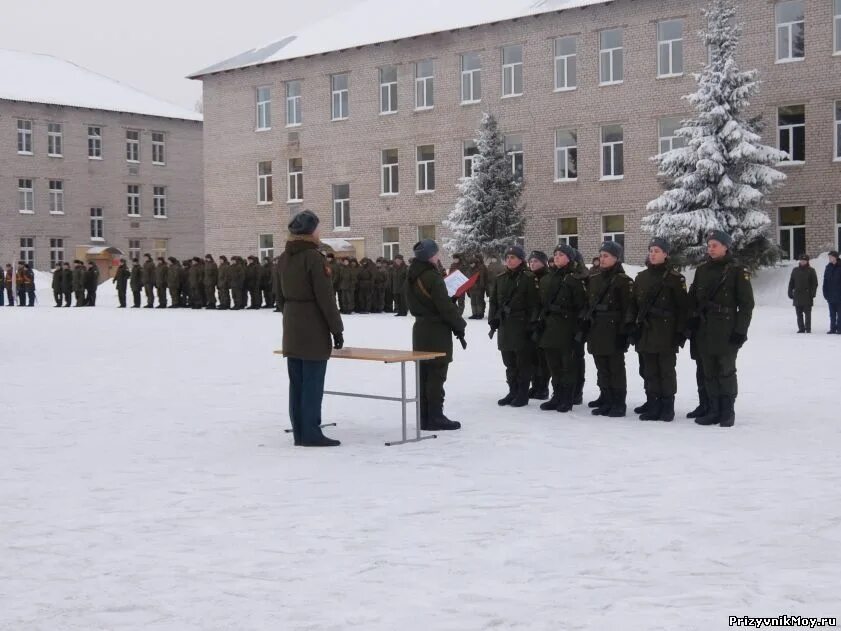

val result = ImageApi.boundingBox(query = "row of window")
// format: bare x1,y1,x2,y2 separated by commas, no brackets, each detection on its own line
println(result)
251,0,841,129
15,120,167,163
14,180,168,218
16,237,170,268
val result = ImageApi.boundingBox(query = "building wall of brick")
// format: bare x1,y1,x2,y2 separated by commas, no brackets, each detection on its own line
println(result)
0,100,204,269
198,0,841,264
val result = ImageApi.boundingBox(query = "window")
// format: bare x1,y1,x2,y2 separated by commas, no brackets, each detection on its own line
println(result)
126,130,140,162
415,60,434,109
152,239,167,259
463,140,479,178
129,239,141,262
461,52,482,103
505,134,523,181
778,105,805,162
152,132,165,164
418,225,436,241
658,117,686,153
17,119,33,154
556,218,579,249
286,81,302,126
554,36,577,91
778,206,806,260
258,161,273,204
49,180,64,214
259,234,274,262
602,215,625,246
837,204,841,249
555,129,578,181
383,227,400,259
381,149,399,195
416,145,435,192
288,159,303,202
657,20,684,77
153,186,167,218
502,45,524,97
20,238,34,266
599,29,624,85
835,0,841,54
331,73,349,120
835,101,841,160
333,184,350,229
256,86,272,130
90,207,104,241
601,125,624,179
127,185,141,216
47,123,63,157
88,126,102,159
18,179,34,213
49,238,64,268
380,66,398,114
776,1,805,61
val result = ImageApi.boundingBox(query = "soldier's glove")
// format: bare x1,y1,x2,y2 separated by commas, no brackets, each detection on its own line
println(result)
333,332,344,350
488,318,500,340
454,331,467,350
729,332,747,348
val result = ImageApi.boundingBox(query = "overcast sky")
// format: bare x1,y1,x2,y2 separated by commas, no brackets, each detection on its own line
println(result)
1,0,360,111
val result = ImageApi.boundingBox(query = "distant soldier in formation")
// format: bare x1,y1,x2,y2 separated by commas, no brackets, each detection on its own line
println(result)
52,264,63,307
204,255,218,309
167,257,182,308
2,263,13,306
72,260,85,307
180,260,191,307
130,259,143,308
113,259,130,308
189,257,204,309
822,250,841,334
142,254,156,308
571,249,590,405
373,258,388,313
338,257,355,314
272,255,282,313
391,254,408,316
788,253,817,333
245,255,260,309
16,262,35,306
230,256,246,310
467,255,487,320
60,262,73,307
84,261,100,306
155,257,168,308
217,255,231,310
384,258,394,313
259,257,274,309
527,251,551,400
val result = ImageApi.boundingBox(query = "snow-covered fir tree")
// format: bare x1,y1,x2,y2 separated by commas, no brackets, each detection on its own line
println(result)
444,113,525,258
642,0,787,268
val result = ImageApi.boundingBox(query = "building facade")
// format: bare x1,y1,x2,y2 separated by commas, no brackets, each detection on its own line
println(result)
193,0,841,264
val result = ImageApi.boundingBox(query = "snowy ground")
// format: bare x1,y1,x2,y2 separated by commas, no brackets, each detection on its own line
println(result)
2,264,840,631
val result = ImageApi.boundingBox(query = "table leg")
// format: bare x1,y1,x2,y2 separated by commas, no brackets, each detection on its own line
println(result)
400,361,408,443
415,359,422,440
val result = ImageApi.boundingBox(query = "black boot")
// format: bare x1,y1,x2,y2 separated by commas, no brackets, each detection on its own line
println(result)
718,395,735,427
591,390,612,416
300,435,341,447
556,386,573,413
607,390,626,417
588,391,606,408
659,396,675,422
639,397,663,421
424,403,461,431
573,388,583,405
510,381,530,407
634,394,654,415
539,389,561,411
695,396,721,426
529,379,549,401
686,392,708,419
497,382,516,406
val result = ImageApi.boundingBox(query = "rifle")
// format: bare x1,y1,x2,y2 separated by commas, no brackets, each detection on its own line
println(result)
697,264,732,324
575,274,617,344
489,270,522,339
636,272,668,329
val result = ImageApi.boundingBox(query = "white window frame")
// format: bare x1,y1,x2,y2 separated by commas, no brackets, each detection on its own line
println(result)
288,158,303,203
90,207,104,242
151,132,165,165
416,145,435,193
556,218,580,249
836,203,841,250
127,184,141,217
333,184,351,230
256,85,272,131
49,180,64,215
554,129,578,182
601,125,625,180
20,238,35,266
657,20,684,78
18,179,34,214
257,161,273,204
418,225,436,241
776,1,805,63
47,123,63,157
463,140,478,178
381,149,399,195
502,45,524,98
834,100,841,161
88,126,102,159
259,234,275,262
602,215,626,245
286,81,302,127
835,0,841,55
379,67,398,115
153,186,167,218
461,52,482,104
152,239,167,260
382,227,400,259
415,60,434,110
505,134,524,181
126,130,140,163
599,29,624,86
658,117,686,154
554,36,577,92
49,238,65,268
778,206,806,260
17,119,33,155
129,239,141,262
778,105,806,164
331,74,349,121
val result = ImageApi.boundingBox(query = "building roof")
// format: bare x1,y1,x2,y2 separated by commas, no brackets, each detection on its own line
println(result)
189,0,610,78
0,49,202,121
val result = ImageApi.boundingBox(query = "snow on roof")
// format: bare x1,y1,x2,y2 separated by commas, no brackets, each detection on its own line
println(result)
0,49,202,121
189,0,610,78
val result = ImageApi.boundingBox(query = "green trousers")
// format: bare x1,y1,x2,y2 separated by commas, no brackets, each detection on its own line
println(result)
700,352,738,397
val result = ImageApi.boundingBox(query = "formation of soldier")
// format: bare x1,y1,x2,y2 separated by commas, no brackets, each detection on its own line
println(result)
1,262,36,306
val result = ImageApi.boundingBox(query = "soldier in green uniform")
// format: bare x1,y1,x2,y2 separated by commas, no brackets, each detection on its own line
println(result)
217,255,232,310
180,260,191,307
155,257,168,308
788,253,818,333
325,253,340,309
571,249,589,404
391,254,408,316
60,262,73,307
204,255,218,309
527,251,551,400
627,238,689,422
167,257,182,308
583,241,633,417
188,257,203,309
245,255,260,309
688,231,754,428
230,256,246,310
467,255,487,319
142,254,155,308
113,259,131,308
488,245,541,408
536,244,587,413
338,258,354,314
51,264,63,307
349,258,361,312
384,258,394,313
373,259,388,313
72,260,86,307
406,239,466,431
260,257,274,309
356,258,374,313
130,259,143,308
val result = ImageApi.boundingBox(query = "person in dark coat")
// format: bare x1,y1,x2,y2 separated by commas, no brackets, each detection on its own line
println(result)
260,258,274,309
130,259,143,308
823,250,841,334
277,210,344,447
52,264,63,307
391,255,408,316
204,255,218,309
113,259,131,308
16,263,31,306
230,257,246,310
571,249,589,404
406,239,466,431
272,255,283,312
356,258,374,313
84,262,99,306
60,262,73,307
189,257,204,309
384,259,394,313
72,260,85,307
527,251,551,400
217,256,231,310
2,263,13,306
788,254,818,333
166,257,182,308
245,255,261,309
180,260,191,307
142,254,155,308
154,257,168,308
372,259,388,313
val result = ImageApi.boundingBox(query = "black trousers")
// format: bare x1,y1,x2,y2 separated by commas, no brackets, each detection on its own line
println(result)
574,341,585,397
393,293,407,316
419,358,450,419
132,288,142,307
532,348,549,389
593,353,627,392
501,347,535,388
117,287,127,307
54,290,63,306
795,306,812,332
641,351,677,397
700,352,739,397
544,347,577,388
144,284,154,307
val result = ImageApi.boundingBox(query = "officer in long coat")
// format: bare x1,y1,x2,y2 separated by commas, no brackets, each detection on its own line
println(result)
142,254,155,308
130,259,143,308
166,257,182,308
391,255,408,316
245,255,261,309
154,257,168,308
113,259,131,308
72,260,85,307
204,255,219,309
217,255,232,310
60,262,73,307
527,251,551,401
788,253,818,333
373,259,388,313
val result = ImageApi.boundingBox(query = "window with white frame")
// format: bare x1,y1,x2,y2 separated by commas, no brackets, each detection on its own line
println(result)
599,29,624,85
658,117,686,153
601,124,624,179
18,179,34,213
47,123,63,157
20,238,34,266
778,104,805,162
258,161,273,203
256,86,272,130
129,239,141,262
380,66,398,114
556,217,579,249
415,60,434,109
416,145,435,192
127,184,141,216
259,234,274,262
288,158,303,202
778,206,806,260
461,52,482,103
502,44,524,97
152,239,167,259
505,134,524,180
418,225,436,241
49,180,64,214
776,1,805,62
555,129,578,181
835,0,841,54
286,80,302,126
463,140,479,178
383,227,400,259
126,130,140,162
152,132,165,164
17,119,33,154
88,126,102,159
602,215,625,246
834,100,841,160
333,184,350,229
331,73,349,120
90,207,104,241
657,20,684,77
554,36,577,91
49,238,65,268
153,186,167,218
381,149,399,194
836,204,841,249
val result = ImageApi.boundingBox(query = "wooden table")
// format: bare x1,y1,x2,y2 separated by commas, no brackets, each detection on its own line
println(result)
274,348,446,446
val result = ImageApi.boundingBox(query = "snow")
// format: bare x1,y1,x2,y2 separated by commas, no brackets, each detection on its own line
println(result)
189,0,609,77
0,49,202,122
3,263,840,630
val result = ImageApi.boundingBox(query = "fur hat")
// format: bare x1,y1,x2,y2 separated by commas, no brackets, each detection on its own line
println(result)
553,244,577,262
288,209,320,236
528,250,548,267
599,241,624,261
706,230,733,248
648,237,671,254
505,245,526,261
412,239,439,262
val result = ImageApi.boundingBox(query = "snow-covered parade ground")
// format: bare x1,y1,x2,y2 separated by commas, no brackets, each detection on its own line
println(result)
2,263,840,631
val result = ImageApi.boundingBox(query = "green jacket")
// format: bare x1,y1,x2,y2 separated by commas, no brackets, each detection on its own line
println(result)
627,263,689,354
485,260,505,296
391,263,408,294
689,255,754,355
245,261,259,290
72,266,85,291
204,261,219,288
357,263,374,289
488,264,540,352
337,265,355,290
259,262,273,290
61,269,73,292
52,270,62,290
142,260,155,285
230,261,245,290
188,263,202,292
218,261,231,290
114,265,131,290
130,264,143,291
406,260,466,362
537,263,586,350
585,264,633,356
467,263,487,297
788,264,818,308
167,263,181,290
155,263,168,288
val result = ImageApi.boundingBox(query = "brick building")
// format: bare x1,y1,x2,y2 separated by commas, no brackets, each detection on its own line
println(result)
0,49,203,272
190,0,841,264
